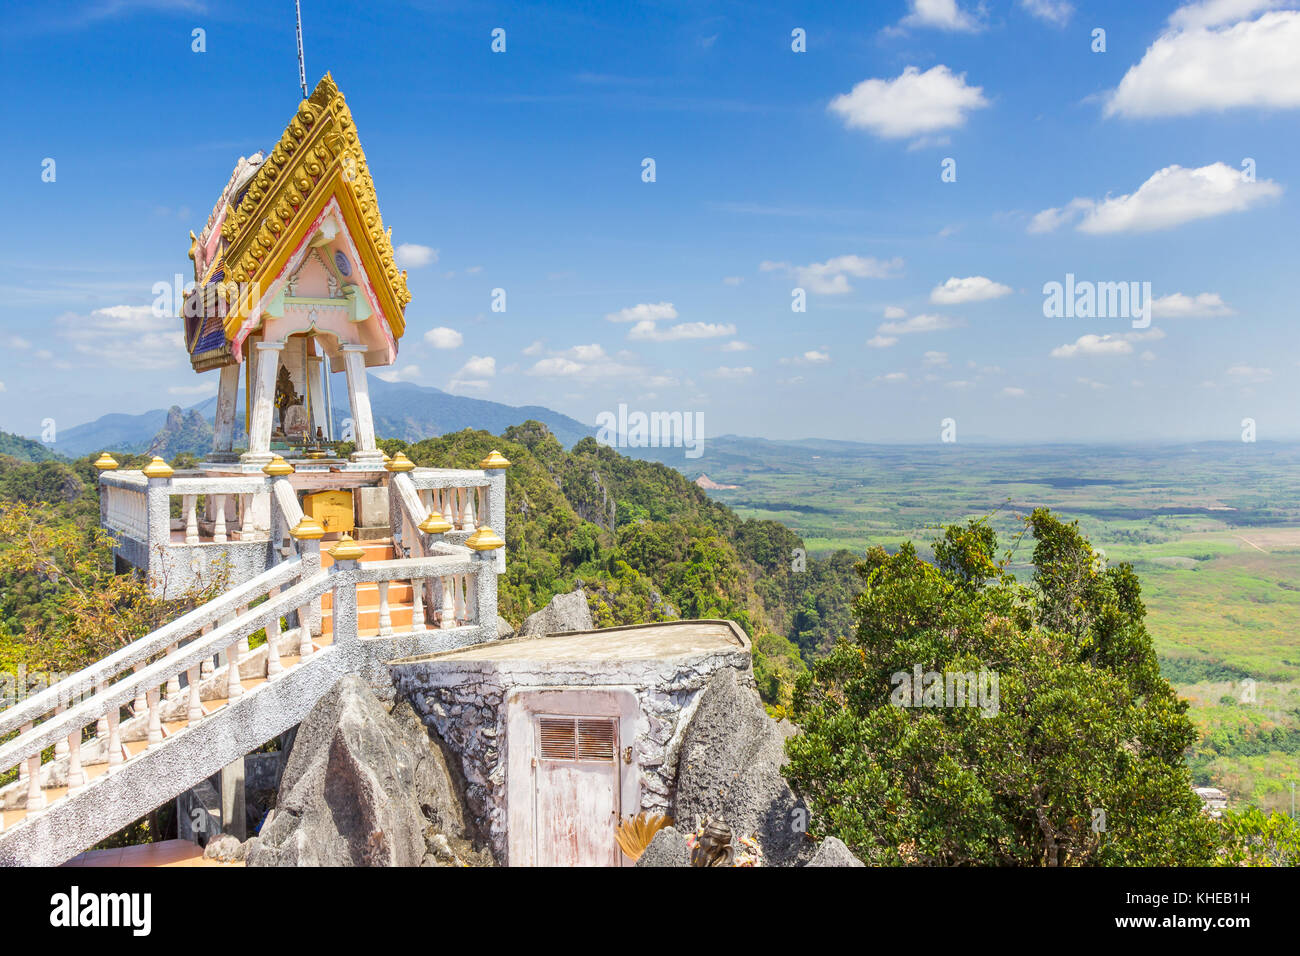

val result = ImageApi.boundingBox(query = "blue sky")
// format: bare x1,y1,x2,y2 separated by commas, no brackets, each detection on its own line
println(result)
2,0,1298,444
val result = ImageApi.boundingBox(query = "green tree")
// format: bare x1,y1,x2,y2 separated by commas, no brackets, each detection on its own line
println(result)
785,510,1218,866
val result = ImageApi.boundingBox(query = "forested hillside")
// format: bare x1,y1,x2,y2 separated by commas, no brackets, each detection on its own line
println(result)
0,423,861,708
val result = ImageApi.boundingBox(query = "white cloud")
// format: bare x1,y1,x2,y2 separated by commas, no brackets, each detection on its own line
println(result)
1169,0,1286,30
424,326,463,349
782,350,832,365
879,313,964,335
722,276,743,286
449,355,495,391
930,275,1013,304
1151,291,1235,317
5,335,31,349
867,335,899,349
1076,377,1109,390
1226,363,1272,382
712,366,754,380
567,343,608,361
876,371,909,383
529,357,584,377
901,0,983,32
375,365,422,383
829,65,989,140
945,379,973,389
721,340,753,352
883,305,908,320
762,255,903,294
1106,9,1300,118
922,350,950,367
628,320,736,342
605,301,678,323
168,380,219,396
1029,162,1282,234
1050,334,1134,358
57,304,184,370
1020,0,1073,25
394,243,438,268
1002,386,1027,397
522,340,544,356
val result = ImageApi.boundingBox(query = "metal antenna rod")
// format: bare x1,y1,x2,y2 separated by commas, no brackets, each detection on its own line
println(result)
295,0,308,99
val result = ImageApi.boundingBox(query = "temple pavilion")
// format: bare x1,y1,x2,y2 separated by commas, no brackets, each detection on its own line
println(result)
183,72,408,471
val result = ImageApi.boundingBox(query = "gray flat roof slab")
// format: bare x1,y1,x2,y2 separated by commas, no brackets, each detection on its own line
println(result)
389,619,748,666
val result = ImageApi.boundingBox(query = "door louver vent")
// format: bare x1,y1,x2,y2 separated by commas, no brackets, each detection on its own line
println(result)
536,716,617,761
538,717,576,759
577,719,616,761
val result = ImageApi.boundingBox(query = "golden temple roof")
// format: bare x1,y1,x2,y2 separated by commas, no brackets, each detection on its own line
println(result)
184,73,411,366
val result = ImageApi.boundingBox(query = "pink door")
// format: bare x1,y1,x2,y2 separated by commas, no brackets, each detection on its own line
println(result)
534,716,620,866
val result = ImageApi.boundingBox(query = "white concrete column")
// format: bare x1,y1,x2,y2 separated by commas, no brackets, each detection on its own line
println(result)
211,363,241,461
242,340,285,466
306,354,328,441
341,345,382,464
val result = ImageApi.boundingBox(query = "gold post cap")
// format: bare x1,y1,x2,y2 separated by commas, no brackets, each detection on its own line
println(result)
419,513,453,535
141,457,174,479
93,452,119,471
479,450,511,469
385,451,415,472
290,516,326,540
263,455,295,476
465,526,505,551
328,533,366,561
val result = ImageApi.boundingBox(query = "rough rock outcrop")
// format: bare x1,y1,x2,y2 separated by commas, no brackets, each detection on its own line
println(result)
806,836,865,867
635,826,691,868
247,675,489,867
517,589,593,637
672,668,813,866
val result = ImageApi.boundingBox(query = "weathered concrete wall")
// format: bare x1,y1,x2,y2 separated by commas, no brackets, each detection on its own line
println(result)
390,637,752,863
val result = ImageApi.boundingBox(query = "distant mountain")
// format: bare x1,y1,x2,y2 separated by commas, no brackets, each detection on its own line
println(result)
44,375,594,457
0,431,64,463
146,407,214,458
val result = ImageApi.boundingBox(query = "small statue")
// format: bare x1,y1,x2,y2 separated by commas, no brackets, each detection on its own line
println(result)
273,365,301,434
690,818,735,867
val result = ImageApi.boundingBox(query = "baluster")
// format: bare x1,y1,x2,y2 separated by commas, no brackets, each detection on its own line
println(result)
463,489,476,530
410,576,425,632
26,755,46,812
96,683,109,740
453,574,467,623
166,645,181,700
132,664,147,716
442,489,455,528
183,494,199,544
237,605,250,656
67,728,86,794
298,607,314,659
226,642,243,698
107,706,123,770
53,704,68,758
377,580,393,636
466,570,479,623
200,623,215,680
146,687,162,746
18,723,31,783
478,486,487,530
266,594,283,677
187,666,204,723
440,575,456,629
213,495,227,544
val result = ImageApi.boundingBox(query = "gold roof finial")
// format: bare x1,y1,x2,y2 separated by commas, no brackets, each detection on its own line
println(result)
328,534,366,561
419,512,452,535
93,452,119,471
141,457,174,479
385,451,415,472
263,455,295,476
465,526,505,551
479,450,511,469
290,516,326,540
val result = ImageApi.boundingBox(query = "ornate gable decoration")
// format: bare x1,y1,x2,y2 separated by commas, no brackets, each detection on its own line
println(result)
213,73,411,344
